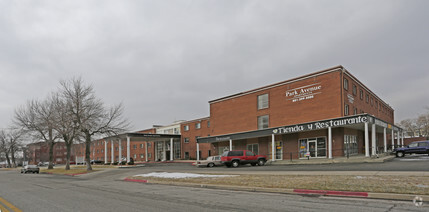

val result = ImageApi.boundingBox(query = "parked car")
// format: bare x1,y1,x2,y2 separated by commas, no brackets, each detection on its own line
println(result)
221,150,267,168
90,160,104,165
393,140,429,157
21,165,40,174
194,156,222,167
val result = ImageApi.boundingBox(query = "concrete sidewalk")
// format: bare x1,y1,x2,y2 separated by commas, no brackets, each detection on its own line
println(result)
268,154,395,165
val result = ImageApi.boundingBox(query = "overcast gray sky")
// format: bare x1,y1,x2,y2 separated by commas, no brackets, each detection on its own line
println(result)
1,0,428,131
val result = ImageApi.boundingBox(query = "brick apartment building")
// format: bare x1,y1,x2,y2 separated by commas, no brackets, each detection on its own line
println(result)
196,65,404,161
27,65,405,163
27,142,71,165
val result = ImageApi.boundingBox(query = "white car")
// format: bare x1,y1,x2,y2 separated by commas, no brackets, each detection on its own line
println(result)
194,156,222,168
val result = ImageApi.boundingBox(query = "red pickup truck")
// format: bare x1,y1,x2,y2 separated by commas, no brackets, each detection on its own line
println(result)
221,150,267,168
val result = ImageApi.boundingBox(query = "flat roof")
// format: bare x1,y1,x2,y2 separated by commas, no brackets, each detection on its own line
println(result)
104,133,181,142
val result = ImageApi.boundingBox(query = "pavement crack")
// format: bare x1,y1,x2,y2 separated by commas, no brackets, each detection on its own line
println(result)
385,204,396,212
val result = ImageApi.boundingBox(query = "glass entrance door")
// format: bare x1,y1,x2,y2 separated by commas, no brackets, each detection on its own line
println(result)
308,140,317,157
275,141,283,160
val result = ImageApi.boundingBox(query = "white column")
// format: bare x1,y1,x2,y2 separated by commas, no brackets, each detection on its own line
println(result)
383,128,387,153
111,140,114,163
328,127,332,159
104,141,107,163
126,136,130,163
145,142,148,162
365,123,369,157
401,131,404,146
196,143,200,161
391,129,394,150
170,138,174,161
397,131,400,147
229,139,232,151
118,139,122,163
163,141,166,161
272,134,276,162
371,124,376,156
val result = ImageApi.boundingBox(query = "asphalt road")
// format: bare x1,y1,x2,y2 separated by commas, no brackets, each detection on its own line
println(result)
0,155,428,212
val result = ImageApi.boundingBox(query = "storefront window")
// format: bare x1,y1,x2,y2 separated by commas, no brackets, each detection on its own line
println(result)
247,144,259,155
344,135,358,156
299,137,327,158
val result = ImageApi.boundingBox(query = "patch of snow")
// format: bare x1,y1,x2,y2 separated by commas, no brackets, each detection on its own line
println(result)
355,176,366,179
416,184,429,188
134,172,238,179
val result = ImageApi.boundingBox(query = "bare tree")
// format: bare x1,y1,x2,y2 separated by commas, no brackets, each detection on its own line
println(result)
0,130,12,167
60,77,129,171
14,97,60,169
416,113,429,137
399,118,419,137
51,93,80,170
0,128,24,168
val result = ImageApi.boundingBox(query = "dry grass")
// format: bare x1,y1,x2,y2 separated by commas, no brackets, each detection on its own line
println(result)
39,165,108,175
131,174,429,195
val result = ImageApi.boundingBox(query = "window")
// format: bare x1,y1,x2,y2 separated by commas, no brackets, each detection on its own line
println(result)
140,154,144,159
229,151,243,156
116,147,119,151
360,89,363,100
409,143,418,148
352,84,357,95
246,151,255,156
208,150,211,157
148,153,152,158
133,154,137,159
184,152,189,160
371,97,374,106
366,94,369,103
140,143,144,149
247,144,259,155
184,138,190,143
133,144,137,150
418,142,428,147
207,121,210,128
343,78,349,90
257,115,269,129
184,125,189,131
257,94,269,110
354,108,357,115
101,149,104,153
344,104,349,116
195,123,201,129
148,143,152,148
344,135,358,156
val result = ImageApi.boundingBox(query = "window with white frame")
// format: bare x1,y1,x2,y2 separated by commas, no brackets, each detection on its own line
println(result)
184,125,189,131
257,115,269,129
184,138,190,143
247,143,259,155
140,143,144,148
257,94,269,110
140,154,144,159
195,122,201,129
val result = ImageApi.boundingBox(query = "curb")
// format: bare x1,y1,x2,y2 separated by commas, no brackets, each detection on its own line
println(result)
123,178,429,202
270,156,396,166
124,178,148,183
